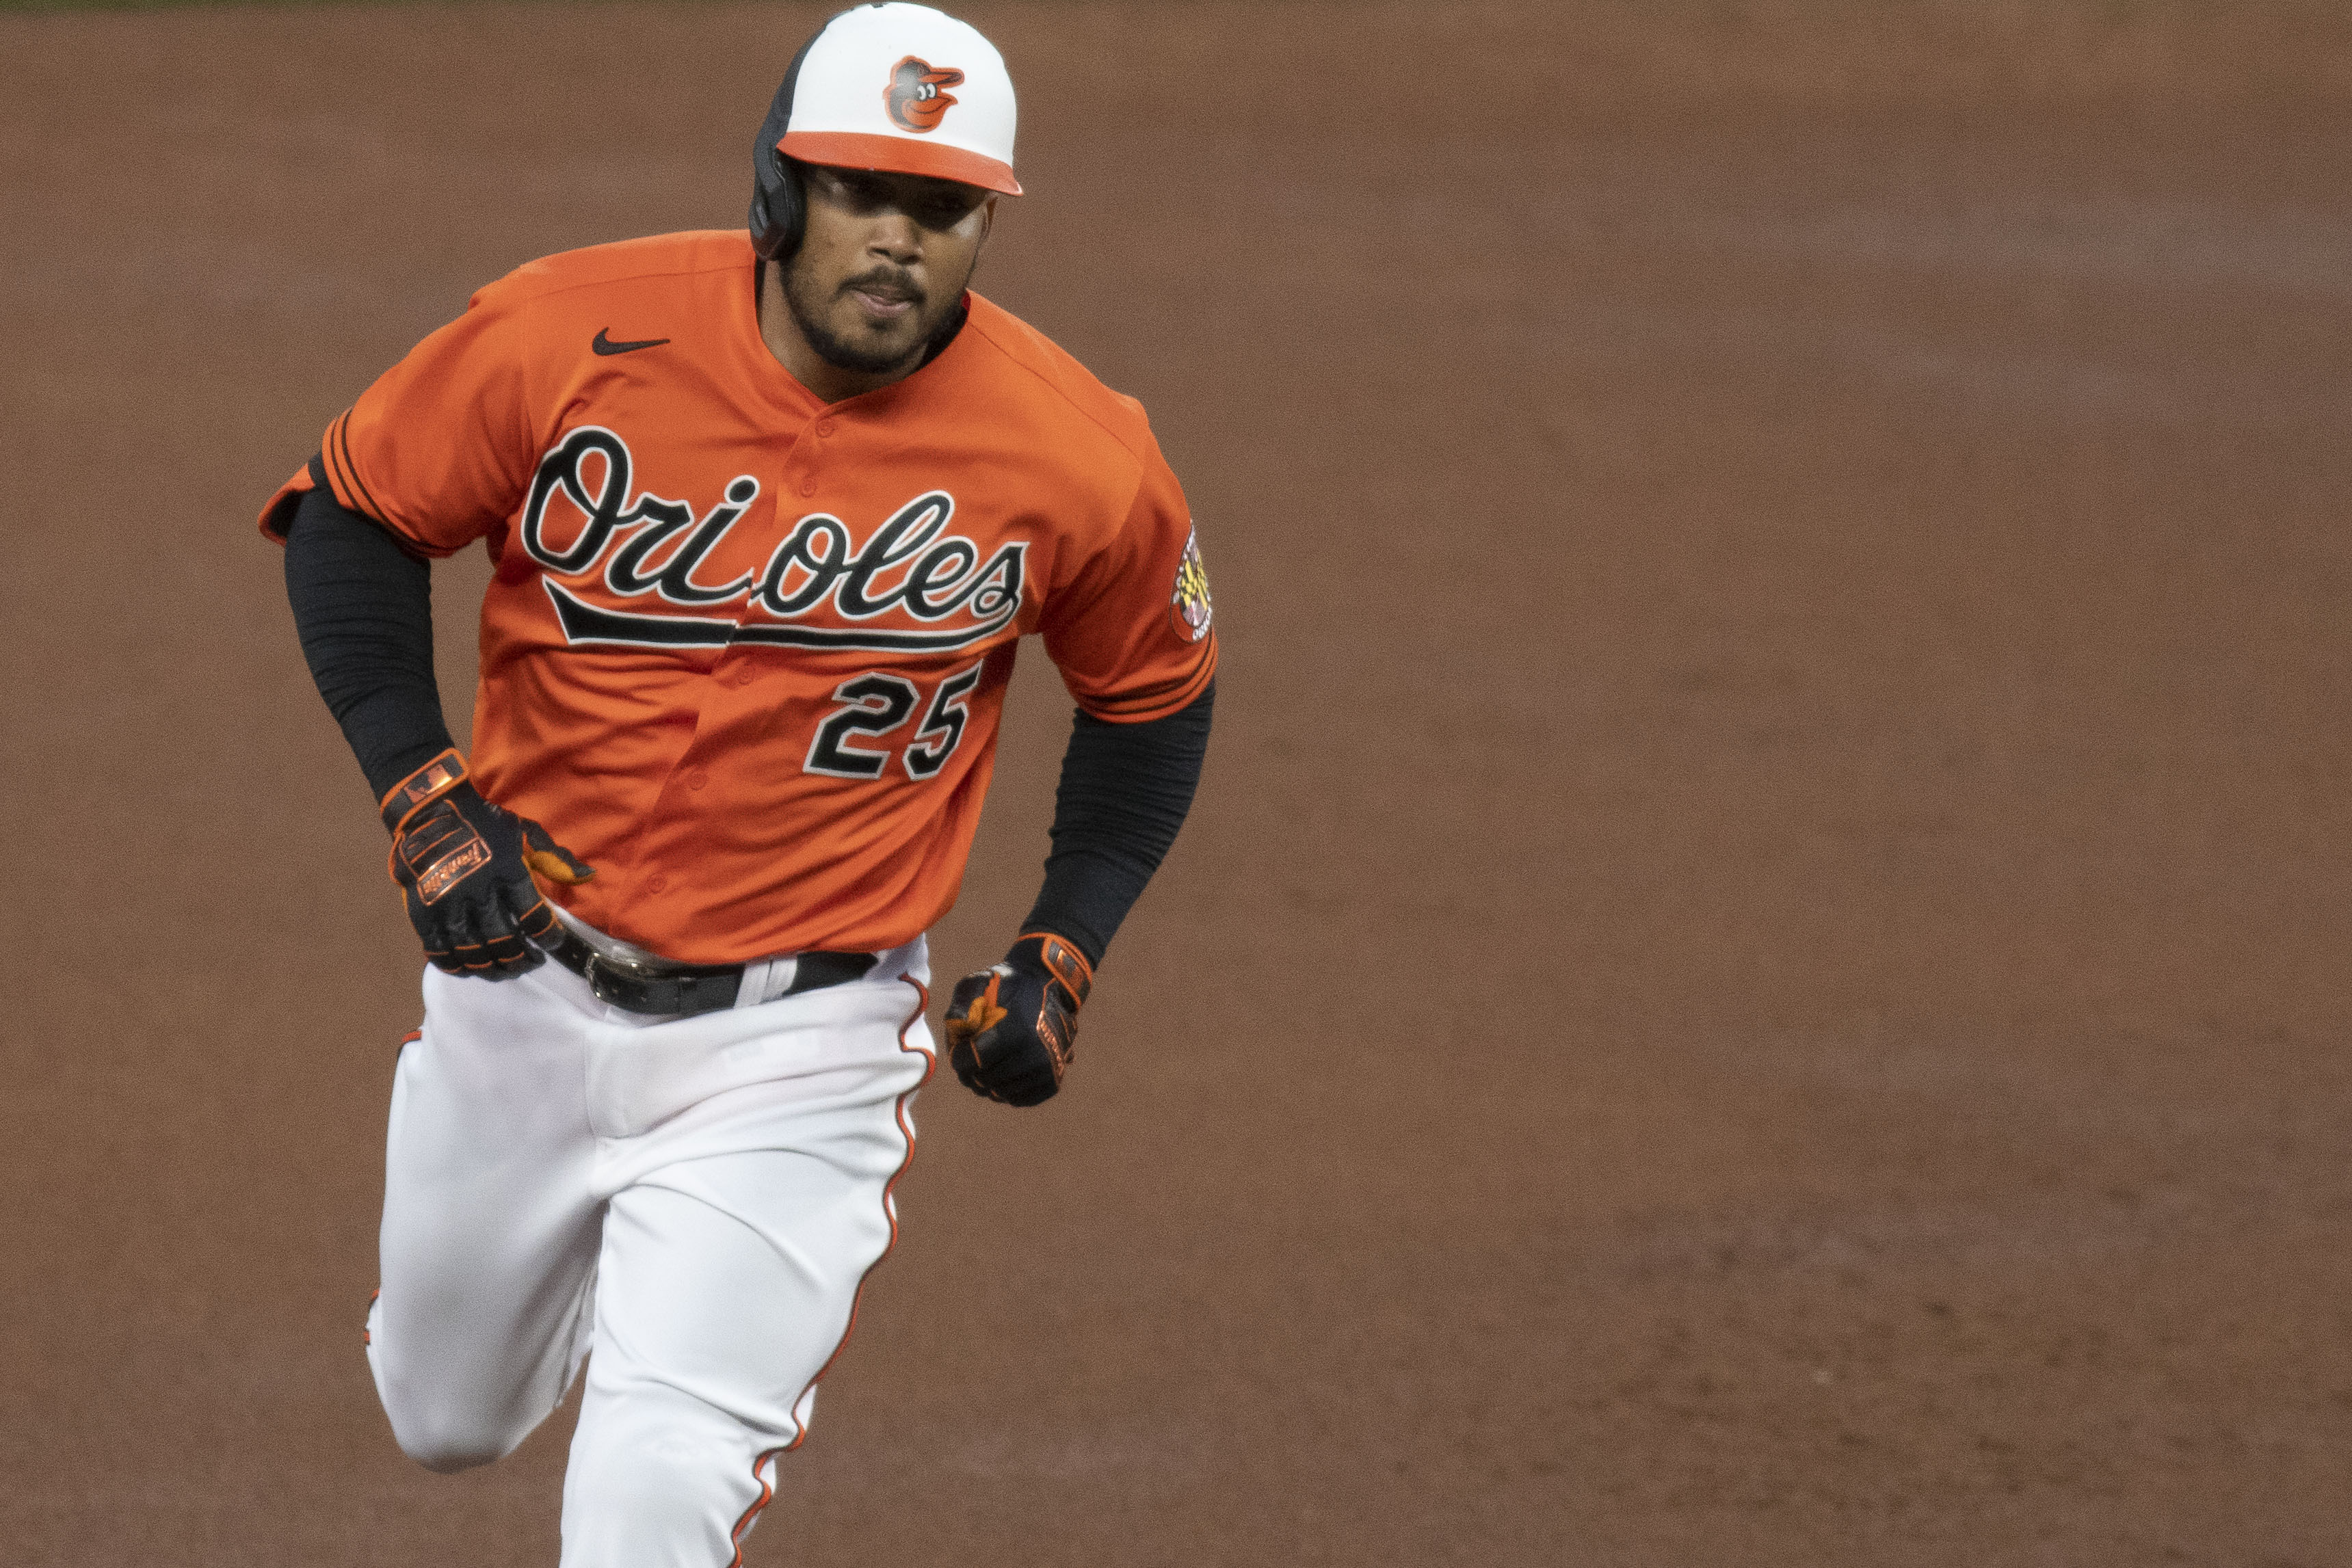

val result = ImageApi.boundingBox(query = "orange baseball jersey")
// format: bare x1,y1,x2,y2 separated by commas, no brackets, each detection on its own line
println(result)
259,230,1216,965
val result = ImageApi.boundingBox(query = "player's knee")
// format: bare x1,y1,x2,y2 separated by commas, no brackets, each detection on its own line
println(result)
386,1404,533,1474
396,1425,520,1474
369,1331,554,1474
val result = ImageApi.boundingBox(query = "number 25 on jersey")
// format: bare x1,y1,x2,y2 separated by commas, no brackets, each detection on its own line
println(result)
806,661,986,780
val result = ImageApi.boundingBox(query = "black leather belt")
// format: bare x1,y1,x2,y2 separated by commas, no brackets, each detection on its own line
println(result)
537,923,875,1017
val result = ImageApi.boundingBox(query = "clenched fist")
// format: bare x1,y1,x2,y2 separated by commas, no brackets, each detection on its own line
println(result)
942,933,1094,1106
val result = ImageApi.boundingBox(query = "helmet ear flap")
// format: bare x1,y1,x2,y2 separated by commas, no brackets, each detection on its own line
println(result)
749,10,840,261
750,143,806,262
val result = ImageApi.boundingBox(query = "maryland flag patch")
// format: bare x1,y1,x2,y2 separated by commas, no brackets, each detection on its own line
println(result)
1170,527,1213,643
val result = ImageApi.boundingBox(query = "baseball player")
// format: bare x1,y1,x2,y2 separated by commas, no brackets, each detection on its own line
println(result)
254,6,1216,1562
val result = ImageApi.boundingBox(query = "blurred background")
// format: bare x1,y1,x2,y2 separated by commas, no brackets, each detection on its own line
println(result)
3,2,2349,1562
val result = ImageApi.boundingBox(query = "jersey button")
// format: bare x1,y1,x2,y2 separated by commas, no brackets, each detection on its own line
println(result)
646,873,671,894
685,769,708,790
815,418,836,438
798,475,817,496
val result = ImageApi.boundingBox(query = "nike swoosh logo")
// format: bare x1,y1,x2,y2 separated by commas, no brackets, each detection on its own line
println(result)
592,329,670,356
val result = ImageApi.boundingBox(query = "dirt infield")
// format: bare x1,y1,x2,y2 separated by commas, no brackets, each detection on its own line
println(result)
5,2,2351,1563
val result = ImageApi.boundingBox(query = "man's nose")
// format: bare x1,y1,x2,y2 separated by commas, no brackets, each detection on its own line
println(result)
867,213,922,263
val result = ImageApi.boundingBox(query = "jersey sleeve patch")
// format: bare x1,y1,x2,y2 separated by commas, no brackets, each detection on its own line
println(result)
1169,526,1213,643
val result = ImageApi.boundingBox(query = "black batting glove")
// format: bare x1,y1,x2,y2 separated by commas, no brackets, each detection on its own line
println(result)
942,933,1094,1106
379,749,593,980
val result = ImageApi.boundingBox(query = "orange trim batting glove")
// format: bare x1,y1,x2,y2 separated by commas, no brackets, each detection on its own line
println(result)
942,933,1094,1107
378,749,594,980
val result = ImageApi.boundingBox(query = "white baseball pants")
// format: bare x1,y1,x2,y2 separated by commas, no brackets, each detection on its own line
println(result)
364,939,934,1567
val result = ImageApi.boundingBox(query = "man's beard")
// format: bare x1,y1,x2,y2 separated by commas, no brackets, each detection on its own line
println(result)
783,261,964,375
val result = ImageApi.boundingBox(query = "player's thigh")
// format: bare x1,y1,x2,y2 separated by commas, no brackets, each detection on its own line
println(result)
373,964,604,1464
588,1145,903,1433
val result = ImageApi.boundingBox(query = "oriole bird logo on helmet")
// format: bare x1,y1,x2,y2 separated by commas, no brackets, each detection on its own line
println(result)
884,55,963,132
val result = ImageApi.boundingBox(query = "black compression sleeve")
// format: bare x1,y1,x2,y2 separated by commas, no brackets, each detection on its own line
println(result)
282,483,456,803
1019,679,1215,968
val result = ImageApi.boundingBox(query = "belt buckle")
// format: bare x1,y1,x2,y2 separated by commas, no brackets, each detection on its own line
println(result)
581,951,671,1009
582,950,732,1016
580,953,626,1009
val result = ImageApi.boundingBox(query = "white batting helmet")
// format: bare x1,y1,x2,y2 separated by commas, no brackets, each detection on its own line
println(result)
749,3,1020,258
